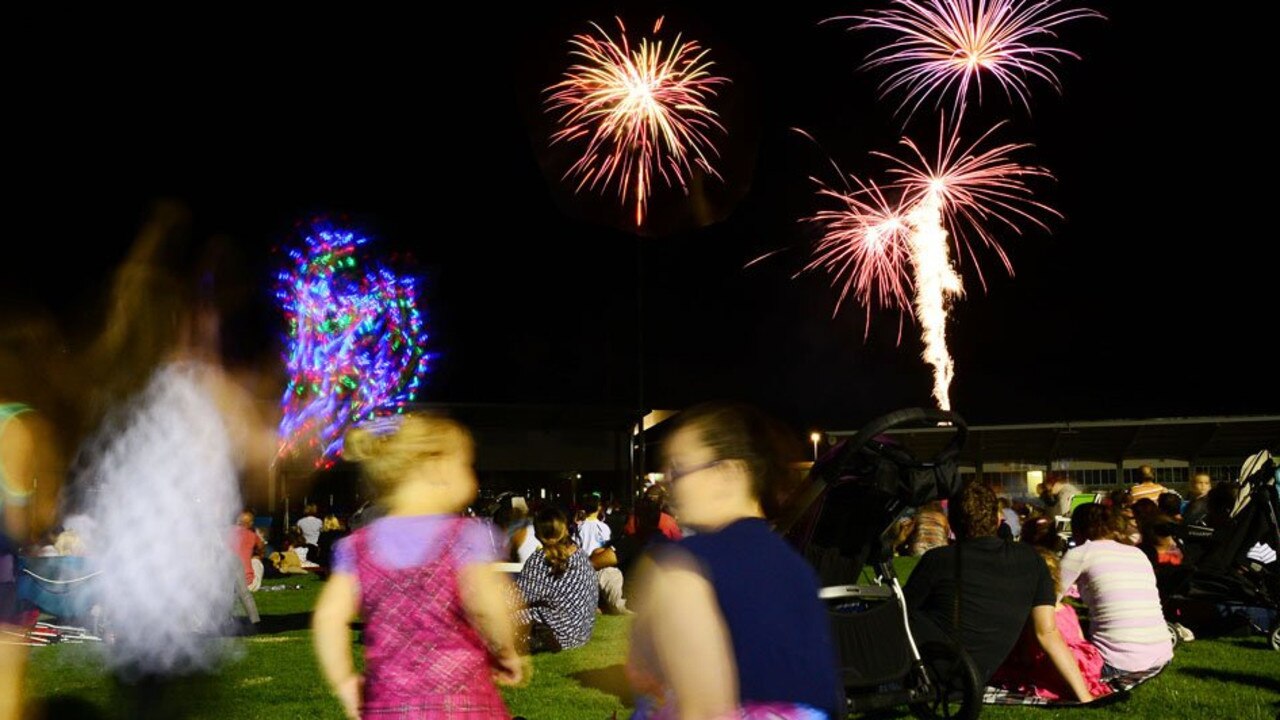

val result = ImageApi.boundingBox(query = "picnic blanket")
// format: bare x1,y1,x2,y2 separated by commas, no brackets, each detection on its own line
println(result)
983,664,1168,706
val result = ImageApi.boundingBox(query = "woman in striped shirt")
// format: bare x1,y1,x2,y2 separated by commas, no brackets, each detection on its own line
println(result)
1059,504,1173,674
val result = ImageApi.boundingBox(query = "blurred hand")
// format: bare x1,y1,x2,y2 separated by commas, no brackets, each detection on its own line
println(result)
492,648,529,686
336,674,362,719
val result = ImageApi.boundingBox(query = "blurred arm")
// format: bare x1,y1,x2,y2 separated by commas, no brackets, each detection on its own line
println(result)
312,572,361,718
1,413,62,543
1030,605,1093,703
635,550,738,720
460,562,527,685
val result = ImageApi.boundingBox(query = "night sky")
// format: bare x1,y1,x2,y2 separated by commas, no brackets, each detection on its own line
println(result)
4,2,1273,433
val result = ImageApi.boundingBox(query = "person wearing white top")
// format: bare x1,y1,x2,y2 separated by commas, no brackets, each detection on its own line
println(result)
576,498,628,613
296,505,323,546
1041,476,1083,518
515,526,542,566
576,517,611,556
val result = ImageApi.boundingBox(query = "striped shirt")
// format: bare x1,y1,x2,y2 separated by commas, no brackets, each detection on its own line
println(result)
910,510,950,556
1059,539,1172,672
1130,482,1168,505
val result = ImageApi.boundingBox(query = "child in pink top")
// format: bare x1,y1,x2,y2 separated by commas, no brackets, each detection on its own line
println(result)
312,414,526,719
990,547,1111,700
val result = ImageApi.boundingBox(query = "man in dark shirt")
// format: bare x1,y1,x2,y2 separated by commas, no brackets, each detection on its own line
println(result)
903,482,1095,701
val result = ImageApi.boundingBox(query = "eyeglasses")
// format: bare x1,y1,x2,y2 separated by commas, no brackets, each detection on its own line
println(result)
665,459,722,484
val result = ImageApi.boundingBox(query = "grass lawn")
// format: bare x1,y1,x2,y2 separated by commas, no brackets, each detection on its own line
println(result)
23,575,633,719
22,569,1280,719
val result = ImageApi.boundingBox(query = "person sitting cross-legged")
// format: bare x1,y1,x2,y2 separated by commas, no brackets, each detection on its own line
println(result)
905,481,1095,702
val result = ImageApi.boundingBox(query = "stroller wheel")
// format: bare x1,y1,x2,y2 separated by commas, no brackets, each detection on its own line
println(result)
909,642,982,720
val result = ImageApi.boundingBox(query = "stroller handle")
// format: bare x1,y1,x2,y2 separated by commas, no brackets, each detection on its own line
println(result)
839,407,968,468
779,408,966,538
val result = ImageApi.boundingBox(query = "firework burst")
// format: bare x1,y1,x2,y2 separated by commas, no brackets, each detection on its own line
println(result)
803,176,915,326
275,221,429,466
881,120,1057,290
832,0,1102,121
807,120,1054,409
546,16,729,226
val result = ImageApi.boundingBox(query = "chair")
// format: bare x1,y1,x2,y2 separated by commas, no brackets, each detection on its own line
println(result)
1056,492,1104,538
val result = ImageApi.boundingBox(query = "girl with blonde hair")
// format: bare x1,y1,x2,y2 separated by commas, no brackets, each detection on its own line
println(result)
312,413,524,719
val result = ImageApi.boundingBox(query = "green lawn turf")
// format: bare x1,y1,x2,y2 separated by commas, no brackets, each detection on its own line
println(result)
23,575,634,719
22,567,1280,719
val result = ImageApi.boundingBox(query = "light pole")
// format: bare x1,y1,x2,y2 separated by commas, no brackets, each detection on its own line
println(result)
810,432,821,461
633,237,645,501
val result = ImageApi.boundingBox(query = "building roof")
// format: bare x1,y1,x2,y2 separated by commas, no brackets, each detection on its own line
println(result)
825,415,1280,466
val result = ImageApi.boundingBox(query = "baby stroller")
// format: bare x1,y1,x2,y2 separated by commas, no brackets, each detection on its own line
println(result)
781,408,980,719
12,555,103,644
1167,450,1279,648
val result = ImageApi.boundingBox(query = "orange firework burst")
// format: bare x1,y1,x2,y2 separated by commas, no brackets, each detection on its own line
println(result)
546,17,729,226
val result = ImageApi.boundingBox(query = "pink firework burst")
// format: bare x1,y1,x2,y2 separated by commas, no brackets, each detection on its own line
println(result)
806,119,1056,409
878,118,1058,291
804,177,915,324
546,16,729,226
833,0,1102,120
804,118,1056,318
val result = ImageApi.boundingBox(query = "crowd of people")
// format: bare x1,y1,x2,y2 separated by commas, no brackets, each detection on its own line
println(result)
294,403,839,718
4,370,1275,720
0,205,1271,718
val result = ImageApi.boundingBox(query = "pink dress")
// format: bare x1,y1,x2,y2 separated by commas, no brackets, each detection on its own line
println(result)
989,603,1111,701
352,519,510,718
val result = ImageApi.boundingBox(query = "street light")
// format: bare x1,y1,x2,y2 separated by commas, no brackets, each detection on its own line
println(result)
810,432,821,461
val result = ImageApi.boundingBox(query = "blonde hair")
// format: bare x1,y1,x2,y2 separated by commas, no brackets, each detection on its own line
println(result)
54,529,86,556
1035,546,1062,594
343,412,472,490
